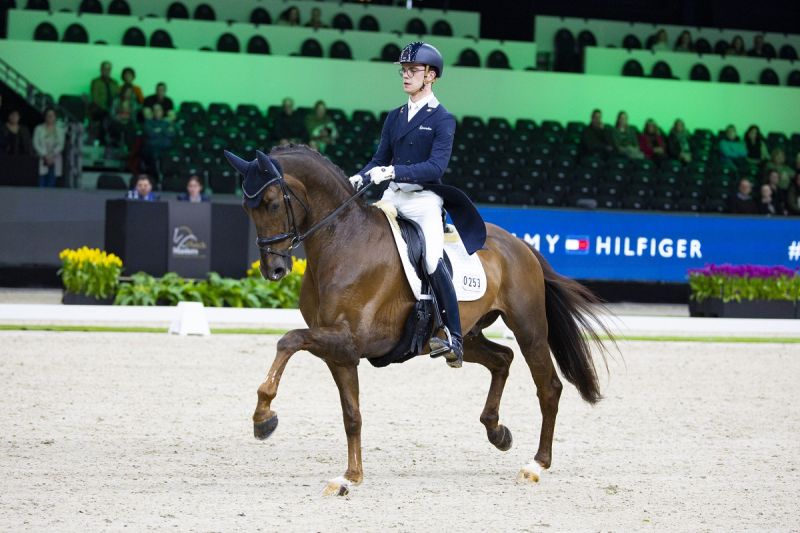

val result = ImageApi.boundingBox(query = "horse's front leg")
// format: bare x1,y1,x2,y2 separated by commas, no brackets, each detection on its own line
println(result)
252,324,362,496
321,361,362,497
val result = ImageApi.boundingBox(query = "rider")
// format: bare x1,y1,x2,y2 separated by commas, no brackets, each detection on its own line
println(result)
348,42,486,369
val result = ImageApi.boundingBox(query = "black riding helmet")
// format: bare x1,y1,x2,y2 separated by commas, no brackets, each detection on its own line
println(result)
395,41,444,79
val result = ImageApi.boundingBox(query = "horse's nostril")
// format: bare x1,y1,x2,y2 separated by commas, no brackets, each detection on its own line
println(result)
273,268,286,278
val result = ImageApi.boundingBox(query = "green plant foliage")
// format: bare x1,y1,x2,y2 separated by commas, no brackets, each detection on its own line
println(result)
113,271,303,308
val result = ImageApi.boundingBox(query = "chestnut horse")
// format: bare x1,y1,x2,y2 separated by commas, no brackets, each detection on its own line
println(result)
226,146,610,496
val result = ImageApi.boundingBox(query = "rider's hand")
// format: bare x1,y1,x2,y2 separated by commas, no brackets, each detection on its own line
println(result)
367,166,395,184
348,174,363,190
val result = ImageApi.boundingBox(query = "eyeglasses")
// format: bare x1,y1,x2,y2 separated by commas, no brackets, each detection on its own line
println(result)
398,67,425,78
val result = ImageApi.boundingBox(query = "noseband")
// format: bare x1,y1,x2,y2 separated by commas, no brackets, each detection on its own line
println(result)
254,173,373,258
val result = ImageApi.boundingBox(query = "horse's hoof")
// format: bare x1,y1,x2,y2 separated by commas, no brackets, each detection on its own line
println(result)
321,476,352,497
490,424,513,452
253,414,278,440
517,461,543,484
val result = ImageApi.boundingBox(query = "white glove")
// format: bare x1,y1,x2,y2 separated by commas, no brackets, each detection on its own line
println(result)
348,174,363,190
367,165,395,184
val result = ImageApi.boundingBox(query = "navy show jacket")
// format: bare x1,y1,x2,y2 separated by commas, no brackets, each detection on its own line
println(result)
358,97,487,254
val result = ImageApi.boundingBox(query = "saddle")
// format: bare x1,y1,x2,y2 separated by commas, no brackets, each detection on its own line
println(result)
367,215,437,368
367,202,487,368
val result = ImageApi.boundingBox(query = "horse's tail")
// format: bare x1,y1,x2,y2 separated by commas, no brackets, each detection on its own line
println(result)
526,243,612,404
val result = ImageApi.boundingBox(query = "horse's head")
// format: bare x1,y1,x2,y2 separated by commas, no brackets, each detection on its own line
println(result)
224,150,308,281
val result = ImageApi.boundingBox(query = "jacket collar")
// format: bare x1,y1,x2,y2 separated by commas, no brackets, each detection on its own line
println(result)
394,96,441,141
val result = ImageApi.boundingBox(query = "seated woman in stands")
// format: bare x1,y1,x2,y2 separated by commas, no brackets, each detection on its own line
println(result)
638,119,667,164
744,125,769,163
718,125,747,162
610,111,644,159
667,119,692,164
728,35,746,56
674,30,693,52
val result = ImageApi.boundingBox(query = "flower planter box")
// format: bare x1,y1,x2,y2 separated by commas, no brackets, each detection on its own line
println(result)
689,298,797,319
62,291,114,306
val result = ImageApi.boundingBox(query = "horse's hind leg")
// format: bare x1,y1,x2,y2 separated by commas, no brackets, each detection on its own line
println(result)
463,332,514,451
504,304,563,483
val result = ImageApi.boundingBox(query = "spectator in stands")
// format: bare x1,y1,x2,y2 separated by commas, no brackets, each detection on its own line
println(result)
89,60,120,143
674,30,693,52
120,67,144,104
719,125,747,162
273,97,307,144
305,7,327,29
143,82,175,120
305,100,338,153
728,35,746,56
177,175,209,203
1,108,33,155
667,119,692,163
638,119,667,164
729,178,758,214
32,108,66,188
610,111,644,159
764,147,793,189
650,29,669,51
757,184,777,215
109,86,139,148
744,125,769,162
748,35,766,57
126,173,159,201
277,6,301,26
141,103,175,176
787,172,800,215
763,169,786,215
580,109,613,156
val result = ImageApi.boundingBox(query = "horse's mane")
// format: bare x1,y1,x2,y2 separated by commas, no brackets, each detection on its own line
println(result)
270,144,360,201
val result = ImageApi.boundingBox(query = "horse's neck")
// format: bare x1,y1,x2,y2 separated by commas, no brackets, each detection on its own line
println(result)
303,199,387,273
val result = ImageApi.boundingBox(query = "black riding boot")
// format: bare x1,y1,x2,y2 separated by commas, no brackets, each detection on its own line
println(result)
428,259,463,368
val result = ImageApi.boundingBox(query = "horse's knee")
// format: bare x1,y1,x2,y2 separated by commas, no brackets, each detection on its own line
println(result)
277,330,305,354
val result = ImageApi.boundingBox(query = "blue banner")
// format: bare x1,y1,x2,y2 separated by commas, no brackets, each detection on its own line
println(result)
477,206,800,282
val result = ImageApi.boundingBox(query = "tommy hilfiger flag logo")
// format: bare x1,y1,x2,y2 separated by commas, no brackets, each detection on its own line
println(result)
564,236,590,254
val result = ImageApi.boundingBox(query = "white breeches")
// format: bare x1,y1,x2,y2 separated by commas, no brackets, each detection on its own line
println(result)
381,186,444,274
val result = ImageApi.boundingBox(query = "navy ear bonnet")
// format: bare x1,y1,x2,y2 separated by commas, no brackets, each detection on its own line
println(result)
223,150,284,208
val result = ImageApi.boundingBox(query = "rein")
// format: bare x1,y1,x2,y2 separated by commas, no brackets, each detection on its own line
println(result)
256,178,374,257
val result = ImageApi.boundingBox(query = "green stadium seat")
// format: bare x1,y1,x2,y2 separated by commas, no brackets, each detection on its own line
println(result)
432,20,453,37
193,3,216,21
33,21,58,41
167,1,189,19
246,35,269,55
250,7,270,25
405,17,427,35
217,32,240,53
456,48,480,67
79,0,102,14
63,23,88,43
332,13,353,31
149,29,173,48
107,0,130,16
358,15,379,32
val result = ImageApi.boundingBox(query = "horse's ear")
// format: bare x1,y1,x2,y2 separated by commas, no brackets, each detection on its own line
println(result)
255,150,271,172
223,150,249,176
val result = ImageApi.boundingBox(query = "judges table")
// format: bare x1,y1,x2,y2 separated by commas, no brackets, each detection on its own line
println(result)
105,199,251,278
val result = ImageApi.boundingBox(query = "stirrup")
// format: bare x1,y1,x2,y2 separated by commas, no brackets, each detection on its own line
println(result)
429,328,463,368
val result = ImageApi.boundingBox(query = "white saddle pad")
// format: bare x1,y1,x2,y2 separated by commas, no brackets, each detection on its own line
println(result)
374,200,487,302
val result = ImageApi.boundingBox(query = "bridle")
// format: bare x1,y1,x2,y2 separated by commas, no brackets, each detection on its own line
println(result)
253,172,374,259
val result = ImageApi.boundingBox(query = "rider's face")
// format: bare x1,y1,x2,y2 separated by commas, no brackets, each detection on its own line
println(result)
401,63,426,94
